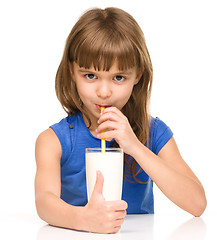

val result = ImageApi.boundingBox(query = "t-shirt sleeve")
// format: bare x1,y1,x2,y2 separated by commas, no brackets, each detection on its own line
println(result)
150,117,173,155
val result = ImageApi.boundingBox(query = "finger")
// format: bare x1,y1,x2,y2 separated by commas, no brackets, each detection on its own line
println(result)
115,218,125,226
111,226,121,234
106,200,128,211
99,107,126,124
98,111,121,124
97,129,118,142
102,106,123,117
97,120,118,133
115,210,127,219
91,170,104,196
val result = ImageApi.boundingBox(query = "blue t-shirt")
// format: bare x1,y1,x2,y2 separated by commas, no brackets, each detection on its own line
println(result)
50,111,173,214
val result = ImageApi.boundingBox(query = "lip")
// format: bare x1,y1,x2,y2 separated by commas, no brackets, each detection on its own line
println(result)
96,104,112,111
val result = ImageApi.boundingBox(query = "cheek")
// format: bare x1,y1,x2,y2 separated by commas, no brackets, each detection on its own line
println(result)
77,88,88,100
124,84,134,97
116,85,134,106
76,83,93,102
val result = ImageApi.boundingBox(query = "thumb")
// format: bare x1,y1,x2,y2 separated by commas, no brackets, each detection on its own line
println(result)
91,170,104,197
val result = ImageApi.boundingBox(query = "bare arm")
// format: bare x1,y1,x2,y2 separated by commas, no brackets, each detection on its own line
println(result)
132,137,207,217
35,128,84,229
35,128,127,233
97,107,207,217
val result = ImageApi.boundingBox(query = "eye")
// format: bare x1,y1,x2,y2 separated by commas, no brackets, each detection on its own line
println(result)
85,74,97,80
114,75,125,82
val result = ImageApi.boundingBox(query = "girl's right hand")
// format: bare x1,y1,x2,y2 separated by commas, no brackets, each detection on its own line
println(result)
83,171,128,234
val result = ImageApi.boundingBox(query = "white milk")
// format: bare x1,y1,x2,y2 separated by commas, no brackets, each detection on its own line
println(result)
86,148,123,201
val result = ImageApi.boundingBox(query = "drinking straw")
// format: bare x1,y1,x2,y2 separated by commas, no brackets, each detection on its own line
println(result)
101,106,106,153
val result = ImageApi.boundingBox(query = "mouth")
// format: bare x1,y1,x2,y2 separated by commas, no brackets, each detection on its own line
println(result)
95,104,112,111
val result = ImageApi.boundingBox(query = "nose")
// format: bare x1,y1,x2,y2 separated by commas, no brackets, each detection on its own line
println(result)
96,81,112,99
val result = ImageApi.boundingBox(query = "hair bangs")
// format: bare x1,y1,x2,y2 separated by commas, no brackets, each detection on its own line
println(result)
73,29,141,71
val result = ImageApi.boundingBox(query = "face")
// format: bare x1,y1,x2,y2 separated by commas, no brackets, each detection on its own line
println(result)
71,61,141,129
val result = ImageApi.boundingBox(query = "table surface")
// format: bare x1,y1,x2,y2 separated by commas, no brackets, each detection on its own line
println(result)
0,213,216,239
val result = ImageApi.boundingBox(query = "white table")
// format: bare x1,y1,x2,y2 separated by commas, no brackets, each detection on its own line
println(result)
0,213,216,239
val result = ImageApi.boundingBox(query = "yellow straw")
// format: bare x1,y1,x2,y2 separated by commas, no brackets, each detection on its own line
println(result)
101,106,106,153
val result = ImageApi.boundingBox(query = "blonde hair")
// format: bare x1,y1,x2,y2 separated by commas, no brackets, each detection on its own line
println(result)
55,7,153,184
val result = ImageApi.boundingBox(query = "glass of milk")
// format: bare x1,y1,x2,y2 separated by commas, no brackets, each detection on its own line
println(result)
86,148,124,201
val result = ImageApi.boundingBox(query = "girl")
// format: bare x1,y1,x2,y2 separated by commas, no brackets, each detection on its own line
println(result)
35,7,207,234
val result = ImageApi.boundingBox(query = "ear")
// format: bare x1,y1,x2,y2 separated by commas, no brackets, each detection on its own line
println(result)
134,70,143,85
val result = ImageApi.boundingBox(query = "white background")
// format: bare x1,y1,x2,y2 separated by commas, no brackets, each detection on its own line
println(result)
0,0,216,218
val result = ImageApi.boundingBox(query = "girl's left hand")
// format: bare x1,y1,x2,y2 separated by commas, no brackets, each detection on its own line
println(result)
96,107,141,156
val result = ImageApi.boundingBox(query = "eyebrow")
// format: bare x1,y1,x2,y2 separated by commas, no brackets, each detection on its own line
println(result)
77,69,134,76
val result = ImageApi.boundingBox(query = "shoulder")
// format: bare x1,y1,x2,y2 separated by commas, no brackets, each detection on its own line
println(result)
150,116,173,136
36,128,60,146
50,112,80,142
35,128,62,164
41,112,81,161
149,117,173,155
49,113,80,136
